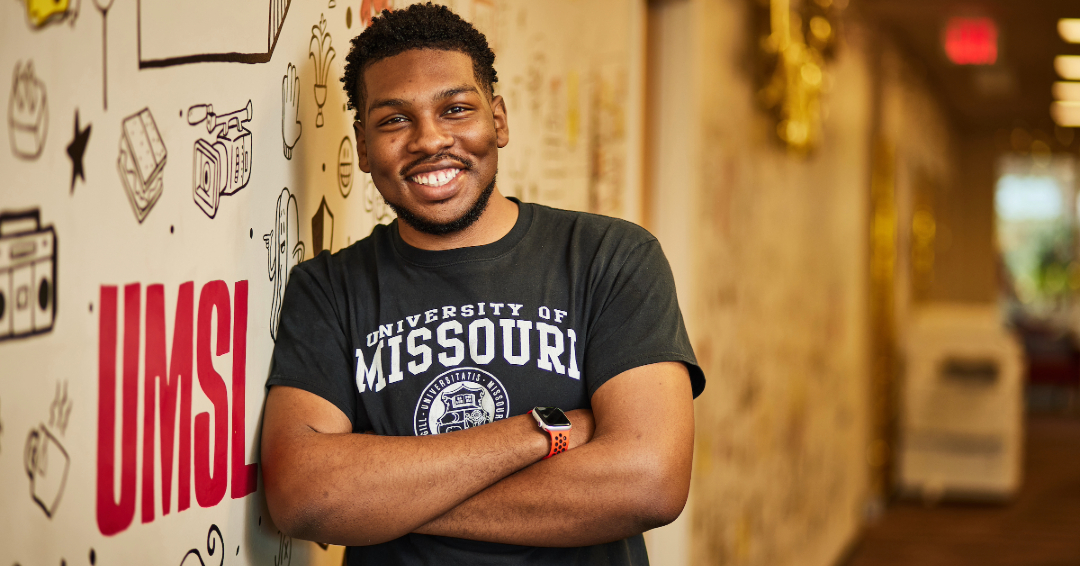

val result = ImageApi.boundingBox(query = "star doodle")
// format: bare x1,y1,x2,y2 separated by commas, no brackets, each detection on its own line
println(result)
66,110,92,193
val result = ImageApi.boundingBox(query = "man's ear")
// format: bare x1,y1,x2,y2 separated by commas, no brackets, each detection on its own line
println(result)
491,94,509,149
354,120,371,173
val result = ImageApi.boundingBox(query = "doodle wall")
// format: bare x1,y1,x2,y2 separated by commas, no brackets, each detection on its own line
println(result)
0,0,644,564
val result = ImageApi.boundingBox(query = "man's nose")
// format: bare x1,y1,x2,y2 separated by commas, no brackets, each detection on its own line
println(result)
408,115,454,155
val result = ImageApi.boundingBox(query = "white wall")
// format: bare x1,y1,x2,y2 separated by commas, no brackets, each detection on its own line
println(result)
0,1,643,563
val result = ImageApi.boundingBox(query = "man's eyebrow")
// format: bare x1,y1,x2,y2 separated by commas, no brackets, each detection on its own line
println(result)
436,85,479,100
366,85,480,116
367,97,407,114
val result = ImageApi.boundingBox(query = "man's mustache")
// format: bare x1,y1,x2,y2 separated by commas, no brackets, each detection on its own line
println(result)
400,152,474,178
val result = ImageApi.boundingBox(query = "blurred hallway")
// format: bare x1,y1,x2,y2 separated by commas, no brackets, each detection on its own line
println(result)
637,1,1080,564
845,414,1080,566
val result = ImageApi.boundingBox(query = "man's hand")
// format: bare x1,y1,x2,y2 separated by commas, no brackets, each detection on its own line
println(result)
281,63,302,159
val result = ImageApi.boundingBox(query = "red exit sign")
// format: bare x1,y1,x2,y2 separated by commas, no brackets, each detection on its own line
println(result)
944,17,998,65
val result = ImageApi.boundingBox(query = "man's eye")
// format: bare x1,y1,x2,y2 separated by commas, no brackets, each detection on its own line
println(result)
380,116,407,126
446,106,468,114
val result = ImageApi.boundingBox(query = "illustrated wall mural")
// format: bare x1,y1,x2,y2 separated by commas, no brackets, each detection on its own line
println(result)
9,61,48,160
0,209,57,341
67,111,91,194
187,100,254,218
117,107,166,222
136,0,293,67
19,0,79,29
25,382,73,518
0,0,643,564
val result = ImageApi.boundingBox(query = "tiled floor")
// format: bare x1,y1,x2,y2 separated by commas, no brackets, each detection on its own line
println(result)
845,415,1080,566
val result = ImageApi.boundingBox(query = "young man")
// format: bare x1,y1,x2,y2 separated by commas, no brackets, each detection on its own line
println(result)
261,3,705,564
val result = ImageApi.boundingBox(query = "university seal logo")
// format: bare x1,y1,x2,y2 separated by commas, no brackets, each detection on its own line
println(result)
414,367,509,435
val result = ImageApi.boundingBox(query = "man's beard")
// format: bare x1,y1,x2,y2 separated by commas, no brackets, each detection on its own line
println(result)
388,174,497,236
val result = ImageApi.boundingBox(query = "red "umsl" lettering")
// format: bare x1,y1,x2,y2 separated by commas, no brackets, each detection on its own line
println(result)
96,281,257,537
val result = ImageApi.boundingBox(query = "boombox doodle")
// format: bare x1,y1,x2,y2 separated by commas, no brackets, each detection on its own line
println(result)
188,100,254,218
117,108,167,223
0,209,57,341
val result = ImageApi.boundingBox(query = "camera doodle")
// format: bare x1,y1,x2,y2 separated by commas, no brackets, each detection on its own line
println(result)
24,382,73,519
309,14,336,128
312,196,334,256
19,0,79,28
137,0,292,68
188,100,254,218
8,61,48,160
117,108,167,223
0,209,57,341
282,63,302,160
178,525,224,566
67,110,91,194
337,136,354,197
265,189,305,340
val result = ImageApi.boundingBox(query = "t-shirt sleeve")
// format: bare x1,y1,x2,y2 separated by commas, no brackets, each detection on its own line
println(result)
266,261,368,430
583,236,706,398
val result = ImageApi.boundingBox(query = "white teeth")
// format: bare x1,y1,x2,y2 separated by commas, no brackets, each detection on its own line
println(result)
411,169,460,188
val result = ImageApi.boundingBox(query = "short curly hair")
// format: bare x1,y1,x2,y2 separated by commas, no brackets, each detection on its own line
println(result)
341,2,498,123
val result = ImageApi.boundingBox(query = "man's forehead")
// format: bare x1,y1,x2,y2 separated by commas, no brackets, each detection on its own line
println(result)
363,49,479,95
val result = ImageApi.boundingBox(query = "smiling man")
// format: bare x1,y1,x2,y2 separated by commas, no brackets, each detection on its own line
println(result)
261,3,705,565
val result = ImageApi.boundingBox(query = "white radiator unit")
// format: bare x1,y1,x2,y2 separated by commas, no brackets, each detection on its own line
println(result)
898,304,1025,500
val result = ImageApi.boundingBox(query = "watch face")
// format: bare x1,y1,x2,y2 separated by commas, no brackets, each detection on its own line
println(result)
534,407,571,428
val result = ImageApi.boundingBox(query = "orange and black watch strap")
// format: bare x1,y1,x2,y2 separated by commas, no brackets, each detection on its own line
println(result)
544,429,568,459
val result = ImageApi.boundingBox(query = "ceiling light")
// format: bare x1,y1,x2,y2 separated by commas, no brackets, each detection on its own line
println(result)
1055,56,1080,80
1059,19,1080,43
1053,81,1080,101
1051,101,1080,126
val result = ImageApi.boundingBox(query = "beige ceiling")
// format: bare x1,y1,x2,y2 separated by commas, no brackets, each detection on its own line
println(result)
861,0,1080,133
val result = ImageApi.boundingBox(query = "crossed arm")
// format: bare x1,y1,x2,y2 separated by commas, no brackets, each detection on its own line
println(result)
260,361,694,547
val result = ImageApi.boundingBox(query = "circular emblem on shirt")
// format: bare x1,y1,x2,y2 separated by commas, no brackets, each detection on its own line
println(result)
414,367,509,436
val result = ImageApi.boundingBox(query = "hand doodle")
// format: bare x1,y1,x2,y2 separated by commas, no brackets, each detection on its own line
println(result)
281,63,302,160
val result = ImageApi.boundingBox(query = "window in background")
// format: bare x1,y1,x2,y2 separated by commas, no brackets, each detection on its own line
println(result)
995,154,1077,316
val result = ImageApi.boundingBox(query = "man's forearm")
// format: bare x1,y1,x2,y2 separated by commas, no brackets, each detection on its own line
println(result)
262,387,559,546
414,363,695,547
413,429,688,546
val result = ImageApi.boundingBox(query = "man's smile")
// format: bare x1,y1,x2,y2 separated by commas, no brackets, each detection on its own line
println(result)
409,168,463,188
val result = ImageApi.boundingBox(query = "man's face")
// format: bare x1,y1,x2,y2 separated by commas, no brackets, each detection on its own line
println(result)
354,49,508,234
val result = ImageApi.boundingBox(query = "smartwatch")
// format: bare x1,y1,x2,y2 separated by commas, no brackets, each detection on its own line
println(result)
530,407,572,459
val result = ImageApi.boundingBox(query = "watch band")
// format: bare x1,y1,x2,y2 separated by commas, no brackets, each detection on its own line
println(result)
529,409,571,459
544,428,568,459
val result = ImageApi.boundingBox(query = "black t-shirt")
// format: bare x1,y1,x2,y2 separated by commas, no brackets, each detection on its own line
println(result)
268,200,705,565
